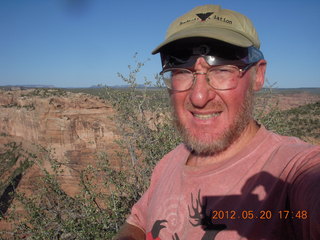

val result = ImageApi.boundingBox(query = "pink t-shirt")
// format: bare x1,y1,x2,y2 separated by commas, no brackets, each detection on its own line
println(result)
127,126,320,240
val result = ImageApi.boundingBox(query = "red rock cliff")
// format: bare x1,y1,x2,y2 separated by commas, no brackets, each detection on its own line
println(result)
0,89,120,196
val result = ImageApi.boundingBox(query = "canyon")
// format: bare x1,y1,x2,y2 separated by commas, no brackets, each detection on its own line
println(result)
0,89,120,208
0,88,319,233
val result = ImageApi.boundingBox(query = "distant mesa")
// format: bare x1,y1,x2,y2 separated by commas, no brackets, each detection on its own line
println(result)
0,85,55,90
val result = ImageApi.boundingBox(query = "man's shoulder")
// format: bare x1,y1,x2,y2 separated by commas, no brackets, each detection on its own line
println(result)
148,144,189,183
156,143,190,166
261,126,318,151
261,127,320,167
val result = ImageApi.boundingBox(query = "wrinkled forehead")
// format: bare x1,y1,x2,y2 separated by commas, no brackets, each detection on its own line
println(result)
160,37,249,60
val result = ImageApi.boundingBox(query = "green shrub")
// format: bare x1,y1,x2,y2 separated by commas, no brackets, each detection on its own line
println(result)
259,101,320,139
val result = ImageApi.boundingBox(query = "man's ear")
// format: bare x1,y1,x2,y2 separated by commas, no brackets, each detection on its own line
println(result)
252,60,267,91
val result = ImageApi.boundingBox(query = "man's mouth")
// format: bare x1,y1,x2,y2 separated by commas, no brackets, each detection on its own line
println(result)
193,112,221,120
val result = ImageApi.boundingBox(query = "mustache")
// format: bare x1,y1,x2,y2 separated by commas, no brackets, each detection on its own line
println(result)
185,100,225,112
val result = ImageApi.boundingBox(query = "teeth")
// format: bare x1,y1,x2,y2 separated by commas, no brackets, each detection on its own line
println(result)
194,113,220,120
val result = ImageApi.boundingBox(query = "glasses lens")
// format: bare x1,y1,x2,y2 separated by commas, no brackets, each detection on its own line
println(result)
207,66,240,90
160,39,264,70
161,69,194,91
161,54,198,69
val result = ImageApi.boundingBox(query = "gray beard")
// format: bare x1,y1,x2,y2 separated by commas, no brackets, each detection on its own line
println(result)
173,86,254,156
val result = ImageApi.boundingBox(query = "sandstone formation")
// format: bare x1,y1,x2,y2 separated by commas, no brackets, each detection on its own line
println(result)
0,89,120,197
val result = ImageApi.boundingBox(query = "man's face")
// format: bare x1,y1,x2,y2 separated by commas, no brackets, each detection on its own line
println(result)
171,57,259,155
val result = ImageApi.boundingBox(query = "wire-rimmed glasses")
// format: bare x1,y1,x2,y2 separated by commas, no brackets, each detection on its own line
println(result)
160,64,254,91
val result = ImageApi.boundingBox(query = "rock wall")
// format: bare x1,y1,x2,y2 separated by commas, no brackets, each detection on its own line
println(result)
0,89,120,196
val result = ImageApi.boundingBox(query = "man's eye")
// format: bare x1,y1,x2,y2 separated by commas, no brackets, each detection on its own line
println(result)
172,70,191,76
211,67,236,75
216,68,233,73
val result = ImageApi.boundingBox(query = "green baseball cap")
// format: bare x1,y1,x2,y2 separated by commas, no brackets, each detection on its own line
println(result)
152,5,261,54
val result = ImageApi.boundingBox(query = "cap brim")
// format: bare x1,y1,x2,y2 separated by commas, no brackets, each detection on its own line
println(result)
152,26,253,54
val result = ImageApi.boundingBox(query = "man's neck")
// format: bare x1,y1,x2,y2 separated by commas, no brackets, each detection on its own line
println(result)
186,120,260,167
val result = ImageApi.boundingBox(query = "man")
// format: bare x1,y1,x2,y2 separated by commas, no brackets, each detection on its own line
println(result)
116,5,320,240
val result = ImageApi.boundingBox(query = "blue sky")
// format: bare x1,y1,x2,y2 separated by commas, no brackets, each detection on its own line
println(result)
0,0,320,88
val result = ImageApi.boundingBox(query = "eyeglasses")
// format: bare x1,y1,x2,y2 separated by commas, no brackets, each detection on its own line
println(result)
160,64,254,91
161,45,264,70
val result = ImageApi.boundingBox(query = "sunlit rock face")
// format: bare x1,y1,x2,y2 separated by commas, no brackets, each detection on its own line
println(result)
0,89,120,196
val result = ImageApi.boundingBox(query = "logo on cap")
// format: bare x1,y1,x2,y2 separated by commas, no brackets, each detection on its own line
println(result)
196,12,214,21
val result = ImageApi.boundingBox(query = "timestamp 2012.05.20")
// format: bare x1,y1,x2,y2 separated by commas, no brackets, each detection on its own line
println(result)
210,210,308,221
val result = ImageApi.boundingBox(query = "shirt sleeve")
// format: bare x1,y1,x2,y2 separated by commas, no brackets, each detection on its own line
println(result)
125,146,178,232
289,148,320,240
125,187,150,233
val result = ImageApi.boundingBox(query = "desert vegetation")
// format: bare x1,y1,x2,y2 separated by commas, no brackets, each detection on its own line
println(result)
0,56,319,239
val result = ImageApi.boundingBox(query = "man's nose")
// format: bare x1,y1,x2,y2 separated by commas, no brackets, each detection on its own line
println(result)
189,57,216,108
